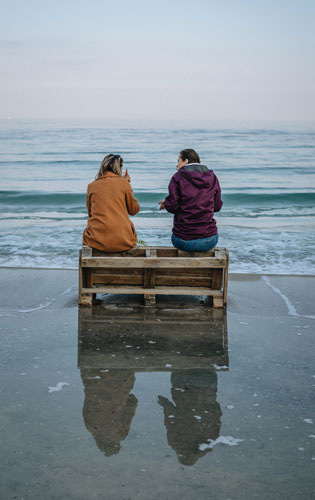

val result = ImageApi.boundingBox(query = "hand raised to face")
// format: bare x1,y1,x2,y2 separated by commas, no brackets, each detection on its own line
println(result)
124,169,131,182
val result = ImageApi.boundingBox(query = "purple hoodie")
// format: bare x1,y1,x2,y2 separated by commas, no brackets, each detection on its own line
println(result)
164,163,223,240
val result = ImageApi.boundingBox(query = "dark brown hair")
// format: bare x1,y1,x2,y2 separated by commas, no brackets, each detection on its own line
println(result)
179,149,200,164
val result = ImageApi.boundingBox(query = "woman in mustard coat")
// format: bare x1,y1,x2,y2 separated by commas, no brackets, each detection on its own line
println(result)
83,154,140,252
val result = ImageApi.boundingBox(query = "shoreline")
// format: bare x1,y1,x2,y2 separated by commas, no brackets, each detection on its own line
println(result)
0,267,314,318
0,265,315,279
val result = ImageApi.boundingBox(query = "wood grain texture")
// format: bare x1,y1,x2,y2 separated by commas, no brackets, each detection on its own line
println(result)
81,257,226,268
81,286,223,296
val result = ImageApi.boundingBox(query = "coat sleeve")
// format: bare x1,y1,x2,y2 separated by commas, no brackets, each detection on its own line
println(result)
86,186,92,217
125,182,140,216
164,175,180,214
213,175,223,213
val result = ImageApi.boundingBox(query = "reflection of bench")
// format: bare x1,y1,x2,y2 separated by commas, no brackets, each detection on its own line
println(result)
79,246,229,308
78,307,228,370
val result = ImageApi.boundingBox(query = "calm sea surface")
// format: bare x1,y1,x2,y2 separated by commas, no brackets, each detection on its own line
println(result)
0,120,314,274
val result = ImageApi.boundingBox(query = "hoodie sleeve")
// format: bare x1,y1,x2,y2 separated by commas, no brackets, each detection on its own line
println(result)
213,175,223,213
164,175,180,214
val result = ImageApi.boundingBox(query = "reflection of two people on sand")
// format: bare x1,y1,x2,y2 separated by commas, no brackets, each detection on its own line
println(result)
158,369,221,466
81,369,137,457
79,306,227,464
80,367,221,465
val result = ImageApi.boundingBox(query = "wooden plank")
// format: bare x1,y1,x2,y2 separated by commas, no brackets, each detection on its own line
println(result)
144,249,157,288
83,268,93,289
93,274,211,287
91,246,178,258
144,293,156,306
214,248,226,260
157,268,214,277
79,295,93,306
81,286,223,296
93,268,143,276
92,247,145,257
212,269,223,290
93,275,143,285
94,268,214,278
213,297,224,308
143,269,156,288
155,276,212,287
81,257,227,268
79,249,92,306
156,249,178,257
78,249,83,304
146,249,157,257
223,249,229,305
82,245,93,257
90,246,226,256
178,249,215,257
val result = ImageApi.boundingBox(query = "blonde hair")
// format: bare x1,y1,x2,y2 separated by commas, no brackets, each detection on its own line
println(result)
96,154,123,179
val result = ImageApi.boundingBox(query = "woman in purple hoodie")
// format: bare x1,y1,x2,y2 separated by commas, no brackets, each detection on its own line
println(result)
159,149,223,252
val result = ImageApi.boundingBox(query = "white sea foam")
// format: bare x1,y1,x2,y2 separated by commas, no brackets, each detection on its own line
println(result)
61,284,77,295
48,382,70,393
263,277,315,320
199,436,244,451
212,364,228,370
262,276,298,316
19,302,52,313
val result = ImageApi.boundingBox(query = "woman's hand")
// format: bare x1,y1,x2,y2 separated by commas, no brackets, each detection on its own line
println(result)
158,200,165,210
124,168,131,182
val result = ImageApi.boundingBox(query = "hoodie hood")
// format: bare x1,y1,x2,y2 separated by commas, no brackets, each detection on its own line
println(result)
180,163,214,189
164,162,223,239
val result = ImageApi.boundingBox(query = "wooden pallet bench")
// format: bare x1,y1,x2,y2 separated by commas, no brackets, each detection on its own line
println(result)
79,245,229,308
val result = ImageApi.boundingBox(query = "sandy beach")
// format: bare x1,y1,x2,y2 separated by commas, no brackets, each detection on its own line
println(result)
0,268,314,500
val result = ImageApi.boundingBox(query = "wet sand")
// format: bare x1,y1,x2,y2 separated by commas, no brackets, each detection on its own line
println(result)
0,268,314,500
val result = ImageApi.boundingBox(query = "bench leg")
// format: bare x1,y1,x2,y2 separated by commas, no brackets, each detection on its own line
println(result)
144,293,156,307
79,250,93,307
223,251,229,305
79,294,93,307
213,297,224,308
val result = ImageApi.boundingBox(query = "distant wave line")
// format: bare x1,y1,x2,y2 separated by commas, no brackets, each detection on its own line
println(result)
1,190,315,207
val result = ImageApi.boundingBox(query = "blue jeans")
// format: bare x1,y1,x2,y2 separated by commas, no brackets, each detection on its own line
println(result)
171,233,218,252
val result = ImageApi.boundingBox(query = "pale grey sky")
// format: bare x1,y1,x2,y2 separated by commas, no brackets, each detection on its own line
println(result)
1,0,314,121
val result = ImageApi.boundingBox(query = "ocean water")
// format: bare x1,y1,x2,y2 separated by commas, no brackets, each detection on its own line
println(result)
0,119,315,274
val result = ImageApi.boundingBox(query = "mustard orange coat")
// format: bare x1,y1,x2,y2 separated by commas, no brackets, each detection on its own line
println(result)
82,172,140,252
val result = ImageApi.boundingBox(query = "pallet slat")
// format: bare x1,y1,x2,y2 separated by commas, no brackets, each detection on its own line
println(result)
81,286,223,296
90,246,223,258
82,257,226,268
93,275,212,287
93,267,214,277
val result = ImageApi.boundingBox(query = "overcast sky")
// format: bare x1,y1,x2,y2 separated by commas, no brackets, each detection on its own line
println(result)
1,0,314,121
